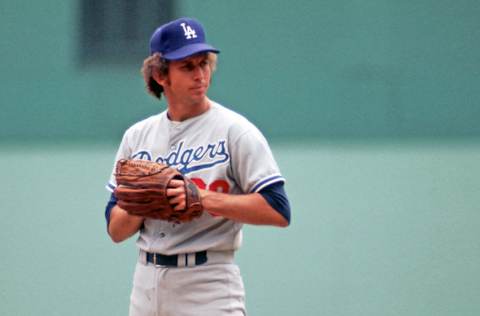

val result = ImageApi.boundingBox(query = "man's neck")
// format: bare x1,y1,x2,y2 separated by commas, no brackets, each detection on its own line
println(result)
167,98,211,122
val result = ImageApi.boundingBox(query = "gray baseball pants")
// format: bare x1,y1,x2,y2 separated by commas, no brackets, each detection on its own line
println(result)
129,250,246,316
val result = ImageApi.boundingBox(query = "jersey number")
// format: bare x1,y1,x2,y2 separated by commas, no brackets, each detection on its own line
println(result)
191,178,229,217
190,178,230,193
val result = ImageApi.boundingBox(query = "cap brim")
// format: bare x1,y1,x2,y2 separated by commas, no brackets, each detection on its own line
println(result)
162,43,220,61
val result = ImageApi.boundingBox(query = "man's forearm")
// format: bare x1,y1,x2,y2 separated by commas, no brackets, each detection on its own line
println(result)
201,190,288,227
108,205,144,243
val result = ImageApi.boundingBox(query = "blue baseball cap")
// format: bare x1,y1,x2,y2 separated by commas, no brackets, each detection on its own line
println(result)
149,17,220,61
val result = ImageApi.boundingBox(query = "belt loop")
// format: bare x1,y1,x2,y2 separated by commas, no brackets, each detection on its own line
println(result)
187,253,196,267
177,254,186,267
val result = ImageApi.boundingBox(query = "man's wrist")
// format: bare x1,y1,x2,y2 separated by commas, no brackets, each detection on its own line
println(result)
200,189,225,216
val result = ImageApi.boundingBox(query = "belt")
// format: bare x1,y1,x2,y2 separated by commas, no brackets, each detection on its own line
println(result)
145,251,207,267
140,249,234,267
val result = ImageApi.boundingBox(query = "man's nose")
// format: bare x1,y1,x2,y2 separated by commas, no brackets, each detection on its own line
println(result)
193,66,205,81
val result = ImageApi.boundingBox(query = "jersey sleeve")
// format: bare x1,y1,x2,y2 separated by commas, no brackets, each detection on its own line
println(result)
229,126,285,193
105,131,132,193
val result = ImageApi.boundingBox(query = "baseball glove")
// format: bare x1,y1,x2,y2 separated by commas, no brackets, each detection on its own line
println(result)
114,159,203,222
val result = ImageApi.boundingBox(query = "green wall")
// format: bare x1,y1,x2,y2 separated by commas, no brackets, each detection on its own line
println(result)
2,0,480,142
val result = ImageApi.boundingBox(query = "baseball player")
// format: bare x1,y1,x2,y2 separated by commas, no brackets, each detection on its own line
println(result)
104,17,291,316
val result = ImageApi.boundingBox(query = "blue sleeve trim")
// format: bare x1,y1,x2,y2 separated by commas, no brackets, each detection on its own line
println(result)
106,182,116,193
105,193,117,227
251,175,285,193
258,182,291,225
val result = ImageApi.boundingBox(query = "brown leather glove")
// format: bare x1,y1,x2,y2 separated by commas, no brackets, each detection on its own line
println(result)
114,159,203,222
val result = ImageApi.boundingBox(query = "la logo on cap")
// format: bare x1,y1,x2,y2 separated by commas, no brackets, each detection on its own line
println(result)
180,22,197,39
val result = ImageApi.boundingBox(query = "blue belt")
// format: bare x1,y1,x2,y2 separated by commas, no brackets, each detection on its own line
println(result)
145,251,208,267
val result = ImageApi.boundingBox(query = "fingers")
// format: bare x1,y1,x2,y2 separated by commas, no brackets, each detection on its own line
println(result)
166,187,183,197
167,179,186,211
166,186,185,208
166,179,185,197
168,179,184,188
168,194,186,211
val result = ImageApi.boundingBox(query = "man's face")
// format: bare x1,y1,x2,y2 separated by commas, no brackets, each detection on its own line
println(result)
162,53,212,106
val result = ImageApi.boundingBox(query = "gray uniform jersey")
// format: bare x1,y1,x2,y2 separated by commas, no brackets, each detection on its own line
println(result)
106,101,284,255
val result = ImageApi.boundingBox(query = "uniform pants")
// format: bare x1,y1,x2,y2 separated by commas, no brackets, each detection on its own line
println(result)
129,253,246,316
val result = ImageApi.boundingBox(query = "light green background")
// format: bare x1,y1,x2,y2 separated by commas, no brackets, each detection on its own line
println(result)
1,0,480,315
1,141,479,315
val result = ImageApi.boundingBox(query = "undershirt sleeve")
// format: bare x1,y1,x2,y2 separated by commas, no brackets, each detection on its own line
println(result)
104,193,117,226
258,182,291,224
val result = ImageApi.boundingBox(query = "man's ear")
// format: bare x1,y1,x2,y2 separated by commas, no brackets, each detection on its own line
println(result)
152,70,167,86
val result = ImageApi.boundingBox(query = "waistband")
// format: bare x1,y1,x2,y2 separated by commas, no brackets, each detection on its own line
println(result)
139,249,234,268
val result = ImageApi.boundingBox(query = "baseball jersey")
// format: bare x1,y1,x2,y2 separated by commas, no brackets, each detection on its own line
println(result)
106,101,285,255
